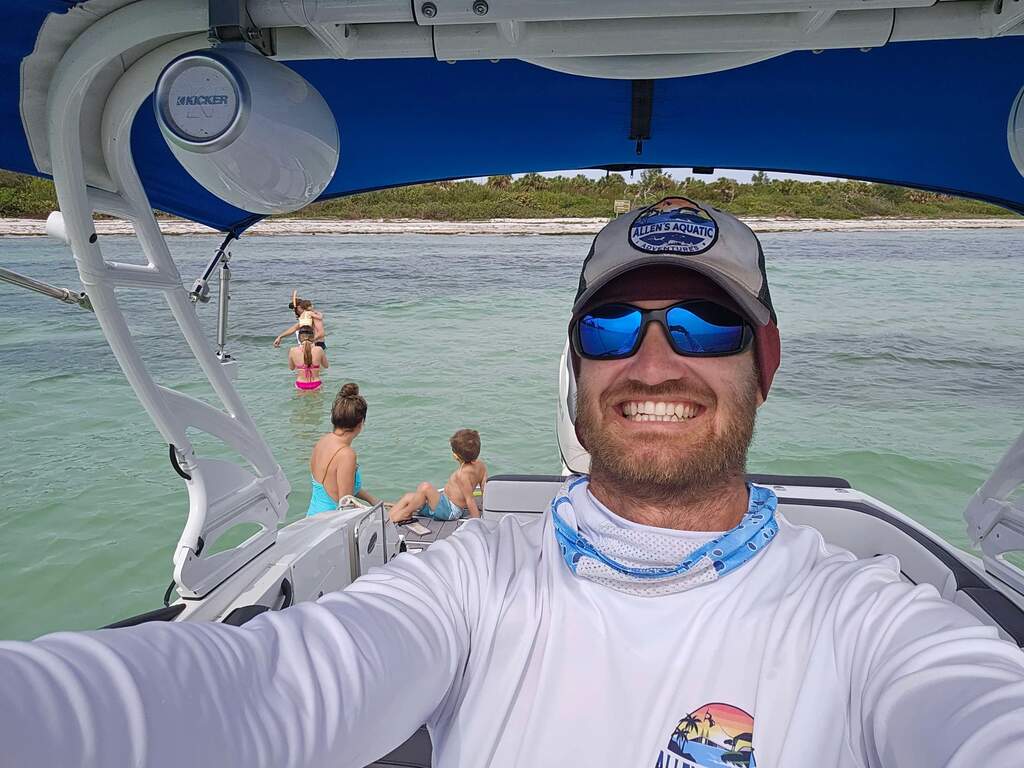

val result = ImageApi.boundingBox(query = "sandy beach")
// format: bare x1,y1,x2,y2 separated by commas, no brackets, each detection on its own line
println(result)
2,216,1024,237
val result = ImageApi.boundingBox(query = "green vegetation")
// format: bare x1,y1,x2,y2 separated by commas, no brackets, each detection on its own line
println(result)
303,170,1014,220
0,171,58,218
0,168,1015,220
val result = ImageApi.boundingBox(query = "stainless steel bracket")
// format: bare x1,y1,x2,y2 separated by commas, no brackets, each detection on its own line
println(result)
210,0,274,55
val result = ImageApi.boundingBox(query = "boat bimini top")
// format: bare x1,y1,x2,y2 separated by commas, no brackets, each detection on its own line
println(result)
9,0,1024,230
1,0,1024,637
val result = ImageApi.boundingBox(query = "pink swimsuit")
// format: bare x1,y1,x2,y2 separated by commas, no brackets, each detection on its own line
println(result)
295,364,322,391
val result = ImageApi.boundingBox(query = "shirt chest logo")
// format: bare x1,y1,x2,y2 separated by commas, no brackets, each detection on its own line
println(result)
654,702,756,768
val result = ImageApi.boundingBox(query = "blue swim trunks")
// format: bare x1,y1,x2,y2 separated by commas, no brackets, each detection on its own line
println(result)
420,491,466,521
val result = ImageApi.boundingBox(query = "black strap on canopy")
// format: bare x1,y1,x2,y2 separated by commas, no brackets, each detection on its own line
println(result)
629,80,654,156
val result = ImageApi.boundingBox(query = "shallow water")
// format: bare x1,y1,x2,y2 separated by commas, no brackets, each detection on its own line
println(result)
1,230,1021,640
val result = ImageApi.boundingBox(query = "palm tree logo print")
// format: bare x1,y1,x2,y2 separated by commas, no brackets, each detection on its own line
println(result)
664,702,756,767
668,713,701,759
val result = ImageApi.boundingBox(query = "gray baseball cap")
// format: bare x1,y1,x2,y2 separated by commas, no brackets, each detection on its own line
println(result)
572,196,776,327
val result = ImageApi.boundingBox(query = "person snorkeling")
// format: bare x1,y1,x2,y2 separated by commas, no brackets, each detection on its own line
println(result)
288,327,328,392
274,293,327,349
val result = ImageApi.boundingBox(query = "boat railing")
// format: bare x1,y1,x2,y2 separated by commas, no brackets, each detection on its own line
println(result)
40,6,289,602
965,426,1024,595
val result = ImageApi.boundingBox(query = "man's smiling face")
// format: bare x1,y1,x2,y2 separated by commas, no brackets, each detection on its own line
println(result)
575,298,762,494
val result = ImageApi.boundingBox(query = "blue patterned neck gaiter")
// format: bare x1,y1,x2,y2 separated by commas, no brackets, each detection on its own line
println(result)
551,476,779,597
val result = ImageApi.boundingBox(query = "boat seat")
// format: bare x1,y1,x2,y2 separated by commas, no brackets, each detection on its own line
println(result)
366,726,432,768
483,474,565,523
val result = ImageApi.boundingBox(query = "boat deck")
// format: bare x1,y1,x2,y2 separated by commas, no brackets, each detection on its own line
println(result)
394,517,466,550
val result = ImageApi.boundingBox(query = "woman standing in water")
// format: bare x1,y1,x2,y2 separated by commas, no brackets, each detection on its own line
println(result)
289,327,328,392
307,383,382,516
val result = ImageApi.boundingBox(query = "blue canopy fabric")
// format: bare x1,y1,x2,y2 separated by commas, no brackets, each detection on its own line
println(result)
7,3,1024,231
0,2,75,176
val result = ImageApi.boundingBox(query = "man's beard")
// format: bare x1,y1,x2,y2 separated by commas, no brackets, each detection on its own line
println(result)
575,364,759,499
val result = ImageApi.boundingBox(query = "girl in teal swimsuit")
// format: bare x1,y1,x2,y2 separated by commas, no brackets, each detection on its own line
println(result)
306,382,382,516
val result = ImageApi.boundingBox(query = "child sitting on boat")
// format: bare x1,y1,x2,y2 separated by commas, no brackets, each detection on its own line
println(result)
388,429,488,522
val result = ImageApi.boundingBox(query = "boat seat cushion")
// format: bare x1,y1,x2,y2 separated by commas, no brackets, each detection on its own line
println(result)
482,474,563,520
366,726,432,768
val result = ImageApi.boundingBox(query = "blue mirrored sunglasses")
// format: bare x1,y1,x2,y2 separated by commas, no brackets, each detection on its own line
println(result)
572,300,753,360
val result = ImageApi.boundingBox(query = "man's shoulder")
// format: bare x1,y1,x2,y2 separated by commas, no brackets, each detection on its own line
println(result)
431,513,548,577
456,512,547,549
762,514,917,614
773,512,901,582
770,514,993,633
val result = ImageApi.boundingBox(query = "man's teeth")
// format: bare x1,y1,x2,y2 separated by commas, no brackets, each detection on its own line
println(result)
621,401,700,422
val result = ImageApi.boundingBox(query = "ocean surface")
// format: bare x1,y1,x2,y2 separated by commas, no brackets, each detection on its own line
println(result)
1,230,1021,640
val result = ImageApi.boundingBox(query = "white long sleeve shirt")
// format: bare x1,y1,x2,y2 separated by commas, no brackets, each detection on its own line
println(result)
3,500,1024,768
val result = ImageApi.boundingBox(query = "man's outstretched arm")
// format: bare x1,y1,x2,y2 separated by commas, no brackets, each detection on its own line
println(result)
844,574,1024,767
0,525,487,768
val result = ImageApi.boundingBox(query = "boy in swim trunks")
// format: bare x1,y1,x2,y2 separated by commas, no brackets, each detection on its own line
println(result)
388,429,488,523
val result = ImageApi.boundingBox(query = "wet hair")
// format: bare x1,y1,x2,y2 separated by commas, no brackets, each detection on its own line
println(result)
298,327,315,367
450,429,481,463
297,298,313,311
332,383,367,430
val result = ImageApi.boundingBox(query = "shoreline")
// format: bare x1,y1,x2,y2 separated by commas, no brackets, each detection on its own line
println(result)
3,216,1024,237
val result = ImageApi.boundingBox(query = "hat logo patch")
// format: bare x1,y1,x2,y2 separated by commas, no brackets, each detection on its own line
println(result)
628,197,718,255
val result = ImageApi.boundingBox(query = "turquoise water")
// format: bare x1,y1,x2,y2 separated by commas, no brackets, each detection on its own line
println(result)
1,231,1021,640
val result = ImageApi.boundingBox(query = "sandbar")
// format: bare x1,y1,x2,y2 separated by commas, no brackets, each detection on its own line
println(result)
2,216,1023,237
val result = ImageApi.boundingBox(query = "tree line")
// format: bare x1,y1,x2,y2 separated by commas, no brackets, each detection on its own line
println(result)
0,168,1013,221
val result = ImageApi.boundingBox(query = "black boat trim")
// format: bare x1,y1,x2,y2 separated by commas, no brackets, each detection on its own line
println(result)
488,473,852,489
103,603,185,629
